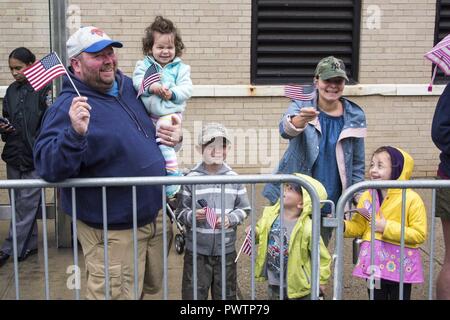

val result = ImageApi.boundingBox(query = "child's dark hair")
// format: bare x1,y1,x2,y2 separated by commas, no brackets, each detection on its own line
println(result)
372,146,404,181
202,137,228,150
286,183,303,196
142,16,185,57
9,47,36,65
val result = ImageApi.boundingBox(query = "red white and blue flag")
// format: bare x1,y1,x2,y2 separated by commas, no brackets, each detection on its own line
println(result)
22,52,66,91
242,229,252,256
137,63,161,97
356,208,371,221
347,208,372,221
284,84,316,101
205,206,217,229
235,228,253,263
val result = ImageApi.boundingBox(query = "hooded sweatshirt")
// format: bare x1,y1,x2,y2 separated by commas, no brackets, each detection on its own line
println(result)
344,147,427,248
176,162,251,256
254,173,332,299
34,70,166,229
2,81,51,171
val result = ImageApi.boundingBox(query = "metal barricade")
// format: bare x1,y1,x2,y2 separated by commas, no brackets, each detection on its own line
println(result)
333,179,450,300
0,174,323,300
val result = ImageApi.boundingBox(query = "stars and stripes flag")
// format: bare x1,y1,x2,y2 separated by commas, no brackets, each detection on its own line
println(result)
235,228,253,263
284,84,316,101
424,34,450,91
356,208,372,221
22,52,67,91
137,63,161,97
242,229,252,255
205,206,218,229
197,199,217,229
347,208,372,221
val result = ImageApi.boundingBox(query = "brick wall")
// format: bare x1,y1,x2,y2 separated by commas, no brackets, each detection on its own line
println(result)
0,0,51,85
0,0,443,181
359,0,437,84
0,93,440,181
0,0,439,86
0,0,251,86
176,94,441,178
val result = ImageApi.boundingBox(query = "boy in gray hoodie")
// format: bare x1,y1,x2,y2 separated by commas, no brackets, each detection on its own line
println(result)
177,123,251,300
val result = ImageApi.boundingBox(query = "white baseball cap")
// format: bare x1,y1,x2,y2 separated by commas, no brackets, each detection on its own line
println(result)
67,26,123,59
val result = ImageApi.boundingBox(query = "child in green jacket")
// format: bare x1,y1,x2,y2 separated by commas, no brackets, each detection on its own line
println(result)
253,173,331,299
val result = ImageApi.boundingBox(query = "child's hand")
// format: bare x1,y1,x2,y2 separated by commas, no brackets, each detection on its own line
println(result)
319,285,326,295
375,210,387,233
149,83,163,96
195,208,206,221
216,215,230,229
0,122,15,134
161,87,172,100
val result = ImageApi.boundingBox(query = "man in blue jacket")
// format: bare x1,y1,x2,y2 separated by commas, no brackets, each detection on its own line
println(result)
432,83,450,300
34,26,182,299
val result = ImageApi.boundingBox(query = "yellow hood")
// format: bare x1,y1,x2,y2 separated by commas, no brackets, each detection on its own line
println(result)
395,147,414,181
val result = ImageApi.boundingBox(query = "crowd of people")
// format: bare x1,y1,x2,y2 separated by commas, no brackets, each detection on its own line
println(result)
0,16,449,301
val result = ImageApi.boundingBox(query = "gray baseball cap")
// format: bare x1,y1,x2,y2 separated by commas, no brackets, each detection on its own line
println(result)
198,123,231,146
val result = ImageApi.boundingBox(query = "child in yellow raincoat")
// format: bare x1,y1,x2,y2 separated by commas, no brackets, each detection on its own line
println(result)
344,146,427,300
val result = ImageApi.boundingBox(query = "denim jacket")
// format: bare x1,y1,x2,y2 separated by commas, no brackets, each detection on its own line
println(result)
262,97,367,204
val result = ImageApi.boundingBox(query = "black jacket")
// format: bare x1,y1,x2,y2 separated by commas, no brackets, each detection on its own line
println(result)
1,81,51,171
432,83,450,176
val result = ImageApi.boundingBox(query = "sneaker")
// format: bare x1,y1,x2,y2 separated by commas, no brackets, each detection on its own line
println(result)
18,248,38,262
0,251,10,267
166,184,180,199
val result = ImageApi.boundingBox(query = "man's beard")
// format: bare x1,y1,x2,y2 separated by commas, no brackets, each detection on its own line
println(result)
84,64,117,93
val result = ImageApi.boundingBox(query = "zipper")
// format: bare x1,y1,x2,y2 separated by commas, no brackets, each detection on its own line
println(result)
301,265,310,285
115,97,149,138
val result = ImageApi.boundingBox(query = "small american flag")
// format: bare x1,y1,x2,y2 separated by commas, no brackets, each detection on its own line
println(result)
137,63,161,97
198,199,217,229
242,229,252,256
205,206,217,229
22,52,66,91
354,208,371,221
284,84,316,101
235,228,253,263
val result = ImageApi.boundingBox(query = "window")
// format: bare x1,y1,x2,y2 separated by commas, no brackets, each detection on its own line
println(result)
251,0,361,85
433,0,450,84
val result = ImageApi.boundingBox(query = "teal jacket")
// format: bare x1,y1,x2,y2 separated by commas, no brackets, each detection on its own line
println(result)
132,56,192,116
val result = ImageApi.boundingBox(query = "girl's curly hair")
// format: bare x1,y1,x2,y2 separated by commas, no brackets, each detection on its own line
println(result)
142,16,185,57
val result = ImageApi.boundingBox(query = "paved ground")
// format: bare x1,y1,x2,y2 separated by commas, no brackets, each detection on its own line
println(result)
0,186,445,300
